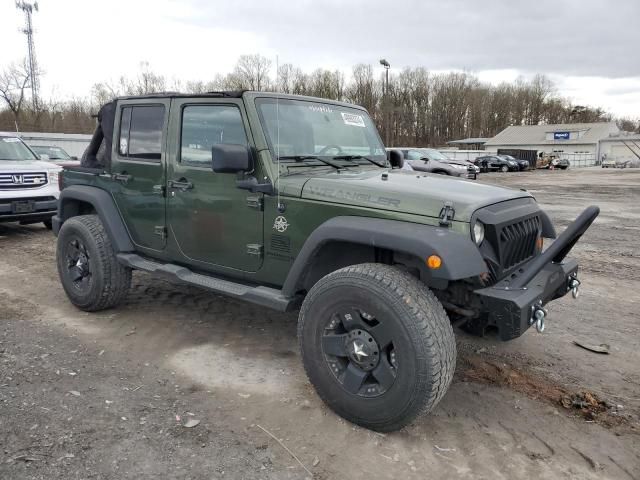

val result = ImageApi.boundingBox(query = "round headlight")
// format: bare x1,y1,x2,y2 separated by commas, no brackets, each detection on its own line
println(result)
473,221,485,245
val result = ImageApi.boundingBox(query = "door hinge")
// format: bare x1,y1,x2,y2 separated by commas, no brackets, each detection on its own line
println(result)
152,184,166,196
154,225,167,238
439,201,455,227
246,195,263,210
246,244,263,256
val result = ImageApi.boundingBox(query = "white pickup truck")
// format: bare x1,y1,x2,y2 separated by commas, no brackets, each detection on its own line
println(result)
0,133,62,229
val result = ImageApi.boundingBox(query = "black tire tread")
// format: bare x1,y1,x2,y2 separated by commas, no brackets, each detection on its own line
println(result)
56,214,131,311
298,263,456,432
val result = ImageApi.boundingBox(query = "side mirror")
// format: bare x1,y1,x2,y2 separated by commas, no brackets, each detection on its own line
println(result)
71,156,78,160
212,144,252,173
387,149,404,169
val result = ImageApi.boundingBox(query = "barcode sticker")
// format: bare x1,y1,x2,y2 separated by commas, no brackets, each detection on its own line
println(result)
341,112,366,127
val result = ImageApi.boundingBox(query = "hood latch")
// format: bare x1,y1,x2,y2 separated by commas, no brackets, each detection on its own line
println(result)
439,201,455,227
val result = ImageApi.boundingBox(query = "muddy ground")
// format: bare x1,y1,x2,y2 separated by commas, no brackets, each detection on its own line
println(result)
0,167,638,479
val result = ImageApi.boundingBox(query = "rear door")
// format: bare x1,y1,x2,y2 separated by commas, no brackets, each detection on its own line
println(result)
110,99,169,252
166,98,263,272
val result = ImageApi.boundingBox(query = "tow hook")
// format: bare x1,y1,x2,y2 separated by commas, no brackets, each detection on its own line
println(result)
569,276,581,299
530,301,547,333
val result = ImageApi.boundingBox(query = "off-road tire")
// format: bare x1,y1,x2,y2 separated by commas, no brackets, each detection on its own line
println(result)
298,263,456,432
56,214,131,311
43,219,53,230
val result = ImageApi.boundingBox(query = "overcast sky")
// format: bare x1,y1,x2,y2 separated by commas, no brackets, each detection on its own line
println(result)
1,0,638,117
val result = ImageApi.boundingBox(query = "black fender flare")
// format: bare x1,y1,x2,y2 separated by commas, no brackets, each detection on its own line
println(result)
53,185,134,252
281,216,486,297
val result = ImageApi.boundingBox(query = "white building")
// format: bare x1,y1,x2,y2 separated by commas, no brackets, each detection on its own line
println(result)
599,132,640,166
484,122,621,167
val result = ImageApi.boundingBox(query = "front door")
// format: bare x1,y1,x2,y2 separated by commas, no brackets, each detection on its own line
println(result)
167,99,263,273
110,100,169,252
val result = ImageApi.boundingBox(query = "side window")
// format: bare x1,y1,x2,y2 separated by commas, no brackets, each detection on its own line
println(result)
407,150,423,160
181,105,248,166
118,105,165,161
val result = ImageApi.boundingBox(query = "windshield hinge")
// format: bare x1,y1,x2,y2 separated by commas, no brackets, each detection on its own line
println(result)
439,201,455,227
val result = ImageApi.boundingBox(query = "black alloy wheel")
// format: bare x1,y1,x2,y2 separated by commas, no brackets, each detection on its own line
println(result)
322,306,398,397
64,237,92,292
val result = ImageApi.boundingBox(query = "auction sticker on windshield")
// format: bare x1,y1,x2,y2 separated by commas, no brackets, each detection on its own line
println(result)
2,137,20,142
341,112,366,127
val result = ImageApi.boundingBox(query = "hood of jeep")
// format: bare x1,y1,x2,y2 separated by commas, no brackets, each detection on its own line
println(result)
288,168,532,222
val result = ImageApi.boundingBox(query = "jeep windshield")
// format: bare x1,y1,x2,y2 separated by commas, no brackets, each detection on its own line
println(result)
0,136,39,161
255,97,387,168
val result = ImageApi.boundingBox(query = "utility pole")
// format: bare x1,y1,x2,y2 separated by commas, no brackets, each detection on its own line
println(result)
15,1,40,110
379,59,390,146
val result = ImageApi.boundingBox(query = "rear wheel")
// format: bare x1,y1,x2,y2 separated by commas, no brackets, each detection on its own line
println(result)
56,214,131,311
298,263,455,432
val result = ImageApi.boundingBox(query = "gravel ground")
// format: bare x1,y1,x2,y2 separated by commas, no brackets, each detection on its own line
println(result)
0,167,638,479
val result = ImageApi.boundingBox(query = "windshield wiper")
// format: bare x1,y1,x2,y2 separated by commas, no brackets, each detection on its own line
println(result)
332,155,387,168
278,155,356,170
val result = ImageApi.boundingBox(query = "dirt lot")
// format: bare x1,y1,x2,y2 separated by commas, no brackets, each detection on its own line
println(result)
1,167,639,479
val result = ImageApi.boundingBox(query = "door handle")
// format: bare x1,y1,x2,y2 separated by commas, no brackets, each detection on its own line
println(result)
112,173,132,183
168,179,194,192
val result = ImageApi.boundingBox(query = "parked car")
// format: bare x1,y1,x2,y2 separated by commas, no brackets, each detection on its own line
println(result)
0,134,61,229
475,155,519,173
31,145,80,167
394,148,479,179
53,91,597,432
536,154,570,170
499,154,530,171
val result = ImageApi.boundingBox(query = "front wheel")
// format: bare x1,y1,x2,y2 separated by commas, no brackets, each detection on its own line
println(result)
501,165,509,172
298,264,456,432
56,214,131,311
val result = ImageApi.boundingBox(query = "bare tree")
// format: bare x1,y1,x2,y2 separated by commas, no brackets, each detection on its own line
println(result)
228,54,272,91
0,59,32,128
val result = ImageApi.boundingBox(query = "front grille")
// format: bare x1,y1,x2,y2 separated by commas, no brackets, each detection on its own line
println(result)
498,216,540,270
0,172,47,189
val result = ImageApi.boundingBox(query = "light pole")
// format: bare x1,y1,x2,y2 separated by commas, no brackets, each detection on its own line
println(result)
379,59,390,146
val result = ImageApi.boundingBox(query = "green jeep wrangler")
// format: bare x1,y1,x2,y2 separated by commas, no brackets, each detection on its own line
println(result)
53,91,598,432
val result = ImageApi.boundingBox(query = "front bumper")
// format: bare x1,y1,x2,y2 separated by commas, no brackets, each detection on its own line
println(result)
0,197,57,223
474,259,578,340
472,205,599,340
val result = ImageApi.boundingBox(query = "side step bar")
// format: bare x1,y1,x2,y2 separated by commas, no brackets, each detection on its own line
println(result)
117,253,301,312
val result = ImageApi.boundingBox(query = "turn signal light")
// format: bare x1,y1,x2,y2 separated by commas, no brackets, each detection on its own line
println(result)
427,255,442,269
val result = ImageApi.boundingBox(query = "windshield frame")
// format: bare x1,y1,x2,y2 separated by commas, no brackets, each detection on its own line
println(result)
253,96,387,169
0,136,40,161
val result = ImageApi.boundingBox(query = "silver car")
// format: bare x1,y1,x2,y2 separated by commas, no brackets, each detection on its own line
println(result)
391,148,479,179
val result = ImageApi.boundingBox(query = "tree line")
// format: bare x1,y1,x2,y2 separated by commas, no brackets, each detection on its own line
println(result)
1,55,638,146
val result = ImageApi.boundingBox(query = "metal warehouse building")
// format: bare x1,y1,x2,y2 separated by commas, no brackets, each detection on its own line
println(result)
484,122,625,167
